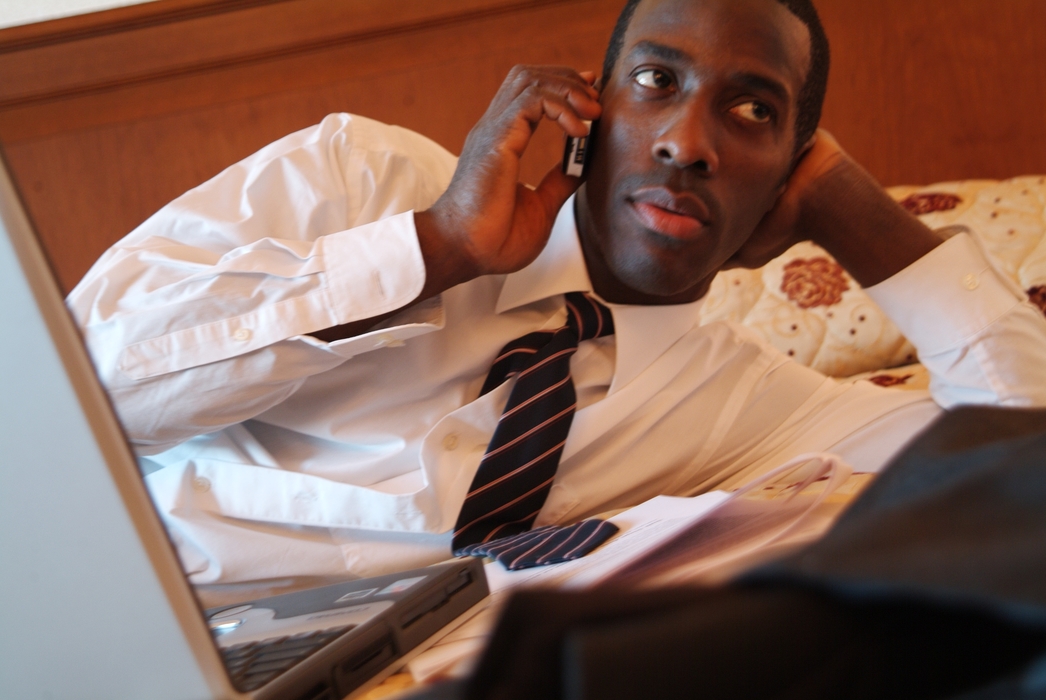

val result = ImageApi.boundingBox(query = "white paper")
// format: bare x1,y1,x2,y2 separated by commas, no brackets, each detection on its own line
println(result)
408,453,861,683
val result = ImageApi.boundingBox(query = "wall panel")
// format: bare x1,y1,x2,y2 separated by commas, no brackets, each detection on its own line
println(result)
816,0,1046,187
0,0,1042,293
0,0,624,291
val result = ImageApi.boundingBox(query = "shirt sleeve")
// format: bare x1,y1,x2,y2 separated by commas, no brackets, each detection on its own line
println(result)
67,113,458,452
865,230,1046,408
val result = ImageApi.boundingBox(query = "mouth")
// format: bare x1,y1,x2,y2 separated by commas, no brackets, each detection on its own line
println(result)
626,187,712,241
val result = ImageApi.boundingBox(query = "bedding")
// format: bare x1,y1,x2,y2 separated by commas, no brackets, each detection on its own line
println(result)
701,175,1046,384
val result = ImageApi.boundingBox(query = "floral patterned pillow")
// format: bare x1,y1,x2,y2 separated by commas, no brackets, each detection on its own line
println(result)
700,175,1046,380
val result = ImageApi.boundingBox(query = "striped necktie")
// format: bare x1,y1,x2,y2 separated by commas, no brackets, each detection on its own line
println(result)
452,292,617,564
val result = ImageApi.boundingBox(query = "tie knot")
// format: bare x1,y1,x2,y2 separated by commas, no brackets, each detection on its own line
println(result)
564,292,615,343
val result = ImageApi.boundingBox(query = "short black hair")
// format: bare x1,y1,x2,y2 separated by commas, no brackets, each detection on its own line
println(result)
601,0,830,153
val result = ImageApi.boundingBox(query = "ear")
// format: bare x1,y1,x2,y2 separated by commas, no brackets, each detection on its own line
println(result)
774,132,821,202
789,132,818,170
797,133,818,159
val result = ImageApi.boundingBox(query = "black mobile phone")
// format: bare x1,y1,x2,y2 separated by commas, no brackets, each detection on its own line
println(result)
561,120,592,177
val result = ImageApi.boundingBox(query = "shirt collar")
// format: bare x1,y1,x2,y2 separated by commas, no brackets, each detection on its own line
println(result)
496,195,705,394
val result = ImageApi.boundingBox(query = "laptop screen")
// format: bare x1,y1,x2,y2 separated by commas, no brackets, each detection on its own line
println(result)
0,149,486,700
0,148,219,698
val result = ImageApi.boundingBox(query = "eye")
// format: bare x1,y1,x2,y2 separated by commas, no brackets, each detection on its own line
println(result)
730,101,774,124
633,68,674,90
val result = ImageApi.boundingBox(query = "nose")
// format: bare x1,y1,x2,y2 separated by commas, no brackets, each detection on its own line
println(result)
651,102,719,175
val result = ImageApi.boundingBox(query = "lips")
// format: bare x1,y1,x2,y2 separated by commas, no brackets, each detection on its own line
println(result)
627,187,712,241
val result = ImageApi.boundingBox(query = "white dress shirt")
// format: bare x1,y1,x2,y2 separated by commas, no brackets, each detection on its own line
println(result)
69,113,1046,584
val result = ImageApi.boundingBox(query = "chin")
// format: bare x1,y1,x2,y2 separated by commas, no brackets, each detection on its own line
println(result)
611,251,714,302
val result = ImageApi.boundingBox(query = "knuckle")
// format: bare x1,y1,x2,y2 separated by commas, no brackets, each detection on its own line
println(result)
510,64,536,82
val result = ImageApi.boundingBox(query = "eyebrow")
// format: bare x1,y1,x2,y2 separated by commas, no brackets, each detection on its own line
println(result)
729,72,791,105
629,40,691,65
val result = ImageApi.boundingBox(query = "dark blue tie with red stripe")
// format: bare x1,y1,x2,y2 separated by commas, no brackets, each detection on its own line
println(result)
452,292,619,569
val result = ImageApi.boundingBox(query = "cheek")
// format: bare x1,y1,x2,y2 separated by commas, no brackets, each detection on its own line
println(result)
583,113,648,239
588,112,646,188
722,154,791,224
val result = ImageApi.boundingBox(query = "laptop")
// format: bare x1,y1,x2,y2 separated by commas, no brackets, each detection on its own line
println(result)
0,150,488,700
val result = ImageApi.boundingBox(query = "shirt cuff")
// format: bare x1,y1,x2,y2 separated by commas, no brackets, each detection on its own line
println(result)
323,294,446,359
319,210,427,324
865,231,1022,356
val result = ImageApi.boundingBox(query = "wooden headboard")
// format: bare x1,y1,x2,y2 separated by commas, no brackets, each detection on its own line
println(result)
1,0,1044,294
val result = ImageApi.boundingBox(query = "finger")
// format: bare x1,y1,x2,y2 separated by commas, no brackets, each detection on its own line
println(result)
482,68,600,148
518,77,601,121
532,66,600,99
532,163,582,223
519,68,601,108
500,87,597,150
502,65,600,103
564,86,602,121
536,95,599,137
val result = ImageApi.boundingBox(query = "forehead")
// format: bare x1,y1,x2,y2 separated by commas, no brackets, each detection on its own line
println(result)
624,0,811,97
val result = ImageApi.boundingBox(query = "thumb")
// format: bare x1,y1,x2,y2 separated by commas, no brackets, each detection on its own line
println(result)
532,164,583,223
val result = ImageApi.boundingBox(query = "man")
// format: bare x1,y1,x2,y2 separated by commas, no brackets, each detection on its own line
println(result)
69,0,1046,584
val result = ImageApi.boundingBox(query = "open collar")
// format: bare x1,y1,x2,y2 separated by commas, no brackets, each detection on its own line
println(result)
495,195,705,395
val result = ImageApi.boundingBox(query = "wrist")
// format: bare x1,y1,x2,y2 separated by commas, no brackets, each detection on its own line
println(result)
414,208,483,298
801,158,943,287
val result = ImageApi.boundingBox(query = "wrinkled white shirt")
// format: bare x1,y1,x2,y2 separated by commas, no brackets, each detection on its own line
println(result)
69,113,1046,584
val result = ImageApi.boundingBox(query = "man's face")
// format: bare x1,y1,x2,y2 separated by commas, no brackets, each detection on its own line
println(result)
576,0,811,304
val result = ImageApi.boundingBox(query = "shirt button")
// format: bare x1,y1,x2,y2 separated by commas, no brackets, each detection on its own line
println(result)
442,434,459,451
962,273,980,290
192,477,211,493
233,328,252,341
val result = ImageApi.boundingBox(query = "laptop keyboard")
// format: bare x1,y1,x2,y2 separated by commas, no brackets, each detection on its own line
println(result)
220,626,354,691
